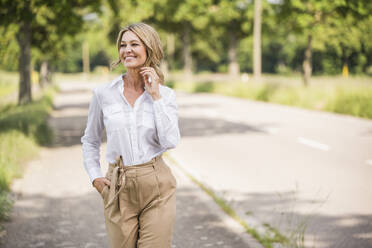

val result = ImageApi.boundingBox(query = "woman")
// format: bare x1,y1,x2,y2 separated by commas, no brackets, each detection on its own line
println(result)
81,22,180,248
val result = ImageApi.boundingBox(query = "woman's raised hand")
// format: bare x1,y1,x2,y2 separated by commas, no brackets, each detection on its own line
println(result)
139,67,161,101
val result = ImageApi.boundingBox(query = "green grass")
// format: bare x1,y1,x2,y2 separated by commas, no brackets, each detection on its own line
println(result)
0,89,55,145
0,85,55,225
0,71,18,103
167,76,372,119
325,87,372,118
0,81,17,99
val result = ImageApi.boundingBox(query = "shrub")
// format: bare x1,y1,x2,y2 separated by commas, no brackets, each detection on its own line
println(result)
327,88,372,119
194,81,214,93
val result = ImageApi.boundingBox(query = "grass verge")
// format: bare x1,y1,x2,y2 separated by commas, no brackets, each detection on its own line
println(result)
166,78,372,120
0,86,56,227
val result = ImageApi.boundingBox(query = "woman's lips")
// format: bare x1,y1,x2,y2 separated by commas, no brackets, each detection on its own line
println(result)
125,56,136,60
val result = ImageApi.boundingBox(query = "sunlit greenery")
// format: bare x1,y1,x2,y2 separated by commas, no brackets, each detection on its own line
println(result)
1,0,371,76
168,76,372,119
0,83,55,223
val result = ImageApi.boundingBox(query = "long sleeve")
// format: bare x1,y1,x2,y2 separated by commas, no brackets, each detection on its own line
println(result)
81,89,104,185
152,90,181,149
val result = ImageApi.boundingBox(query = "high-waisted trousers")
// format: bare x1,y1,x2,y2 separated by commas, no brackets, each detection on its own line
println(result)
100,155,177,248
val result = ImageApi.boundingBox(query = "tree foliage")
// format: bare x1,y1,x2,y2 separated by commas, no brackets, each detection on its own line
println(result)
0,0,371,90
0,0,101,104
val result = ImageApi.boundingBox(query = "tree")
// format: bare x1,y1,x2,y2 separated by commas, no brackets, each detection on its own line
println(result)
253,0,262,80
153,0,214,78
107,0,217,79
316,12,372,75
0,0,101,104
279,0,372,86
212,0,251,77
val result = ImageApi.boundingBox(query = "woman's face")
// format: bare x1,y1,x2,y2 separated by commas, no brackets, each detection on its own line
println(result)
119,30,147,69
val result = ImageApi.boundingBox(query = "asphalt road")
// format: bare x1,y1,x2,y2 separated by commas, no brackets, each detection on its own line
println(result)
170,91,372,248
0,81,257,248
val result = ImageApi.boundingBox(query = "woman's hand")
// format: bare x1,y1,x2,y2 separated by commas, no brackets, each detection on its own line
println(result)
93,177,111,194
139,67,161,101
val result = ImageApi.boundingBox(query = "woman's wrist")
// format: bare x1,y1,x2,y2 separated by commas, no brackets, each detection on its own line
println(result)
151,92,161,101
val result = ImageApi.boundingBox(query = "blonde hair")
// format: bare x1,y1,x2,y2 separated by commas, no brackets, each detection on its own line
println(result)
111,23,165,85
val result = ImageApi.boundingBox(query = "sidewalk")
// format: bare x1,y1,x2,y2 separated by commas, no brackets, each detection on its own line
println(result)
0,81,258,248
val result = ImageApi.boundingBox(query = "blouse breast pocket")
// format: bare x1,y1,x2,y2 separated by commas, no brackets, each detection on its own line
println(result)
141,104,155,129
102,104,127,132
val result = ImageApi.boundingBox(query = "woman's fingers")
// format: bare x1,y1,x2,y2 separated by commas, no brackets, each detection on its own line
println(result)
140,71,155,83
94,177,111,193
139,67,158,82
104,178,111,187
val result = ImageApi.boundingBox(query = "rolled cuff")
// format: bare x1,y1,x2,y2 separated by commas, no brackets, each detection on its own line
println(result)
88,167,103,186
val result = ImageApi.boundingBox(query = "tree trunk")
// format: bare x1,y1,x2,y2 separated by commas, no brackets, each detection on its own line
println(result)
228,32,240,77
166,33,175,71
253,0,262,80
183,24,193,81
302,34,312,86
16,21,32,105
39,60,49,88
83,41,90,74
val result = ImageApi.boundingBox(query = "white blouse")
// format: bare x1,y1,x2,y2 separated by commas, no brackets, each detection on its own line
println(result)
81,75,181,184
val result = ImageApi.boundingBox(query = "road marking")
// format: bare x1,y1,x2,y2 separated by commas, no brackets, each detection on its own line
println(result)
297,137,329,151
366,160,372,167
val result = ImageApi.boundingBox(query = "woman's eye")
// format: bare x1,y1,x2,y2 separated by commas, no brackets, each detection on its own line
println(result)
120,44,126,47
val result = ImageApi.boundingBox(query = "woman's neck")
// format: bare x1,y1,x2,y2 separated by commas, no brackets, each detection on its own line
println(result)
124,68,144,91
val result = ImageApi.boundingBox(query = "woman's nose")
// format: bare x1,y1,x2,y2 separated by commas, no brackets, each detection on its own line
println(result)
124,45,133,53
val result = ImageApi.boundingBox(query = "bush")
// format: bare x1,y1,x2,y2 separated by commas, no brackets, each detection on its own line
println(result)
0,191,13,222
0,91,54,146
194,81,214,93
0,131,38,192
327,88,372,119
165,80,175,89
255,84,278,102
366,66,372,76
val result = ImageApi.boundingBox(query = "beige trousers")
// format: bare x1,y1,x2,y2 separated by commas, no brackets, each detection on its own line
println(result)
100,155,177,248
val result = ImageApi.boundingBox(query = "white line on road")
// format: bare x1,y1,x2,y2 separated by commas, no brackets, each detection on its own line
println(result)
297,137,330,151
366,160,372,167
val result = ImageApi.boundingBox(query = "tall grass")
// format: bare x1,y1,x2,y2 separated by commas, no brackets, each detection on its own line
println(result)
0,71,18,103
325,87,372,118
167,78,372,119
0,81,17,100
0,90,54,145
0,85,55,223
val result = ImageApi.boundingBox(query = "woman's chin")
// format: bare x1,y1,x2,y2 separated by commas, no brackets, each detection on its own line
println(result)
124,62,145,69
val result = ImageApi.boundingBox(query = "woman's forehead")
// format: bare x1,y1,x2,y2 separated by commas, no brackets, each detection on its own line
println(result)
121,31,141,42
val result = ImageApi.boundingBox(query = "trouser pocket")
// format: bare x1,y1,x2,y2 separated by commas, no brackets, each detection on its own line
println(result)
156,160,177,199
100,185,109,202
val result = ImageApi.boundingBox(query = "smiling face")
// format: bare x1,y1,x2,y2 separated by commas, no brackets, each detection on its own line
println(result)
119,30,147,69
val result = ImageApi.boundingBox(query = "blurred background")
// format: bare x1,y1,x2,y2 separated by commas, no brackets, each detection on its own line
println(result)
0,1,372,248
1,0,372,108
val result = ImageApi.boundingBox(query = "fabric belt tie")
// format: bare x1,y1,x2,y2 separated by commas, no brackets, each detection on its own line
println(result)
104,155,161,210
105,161,126,209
